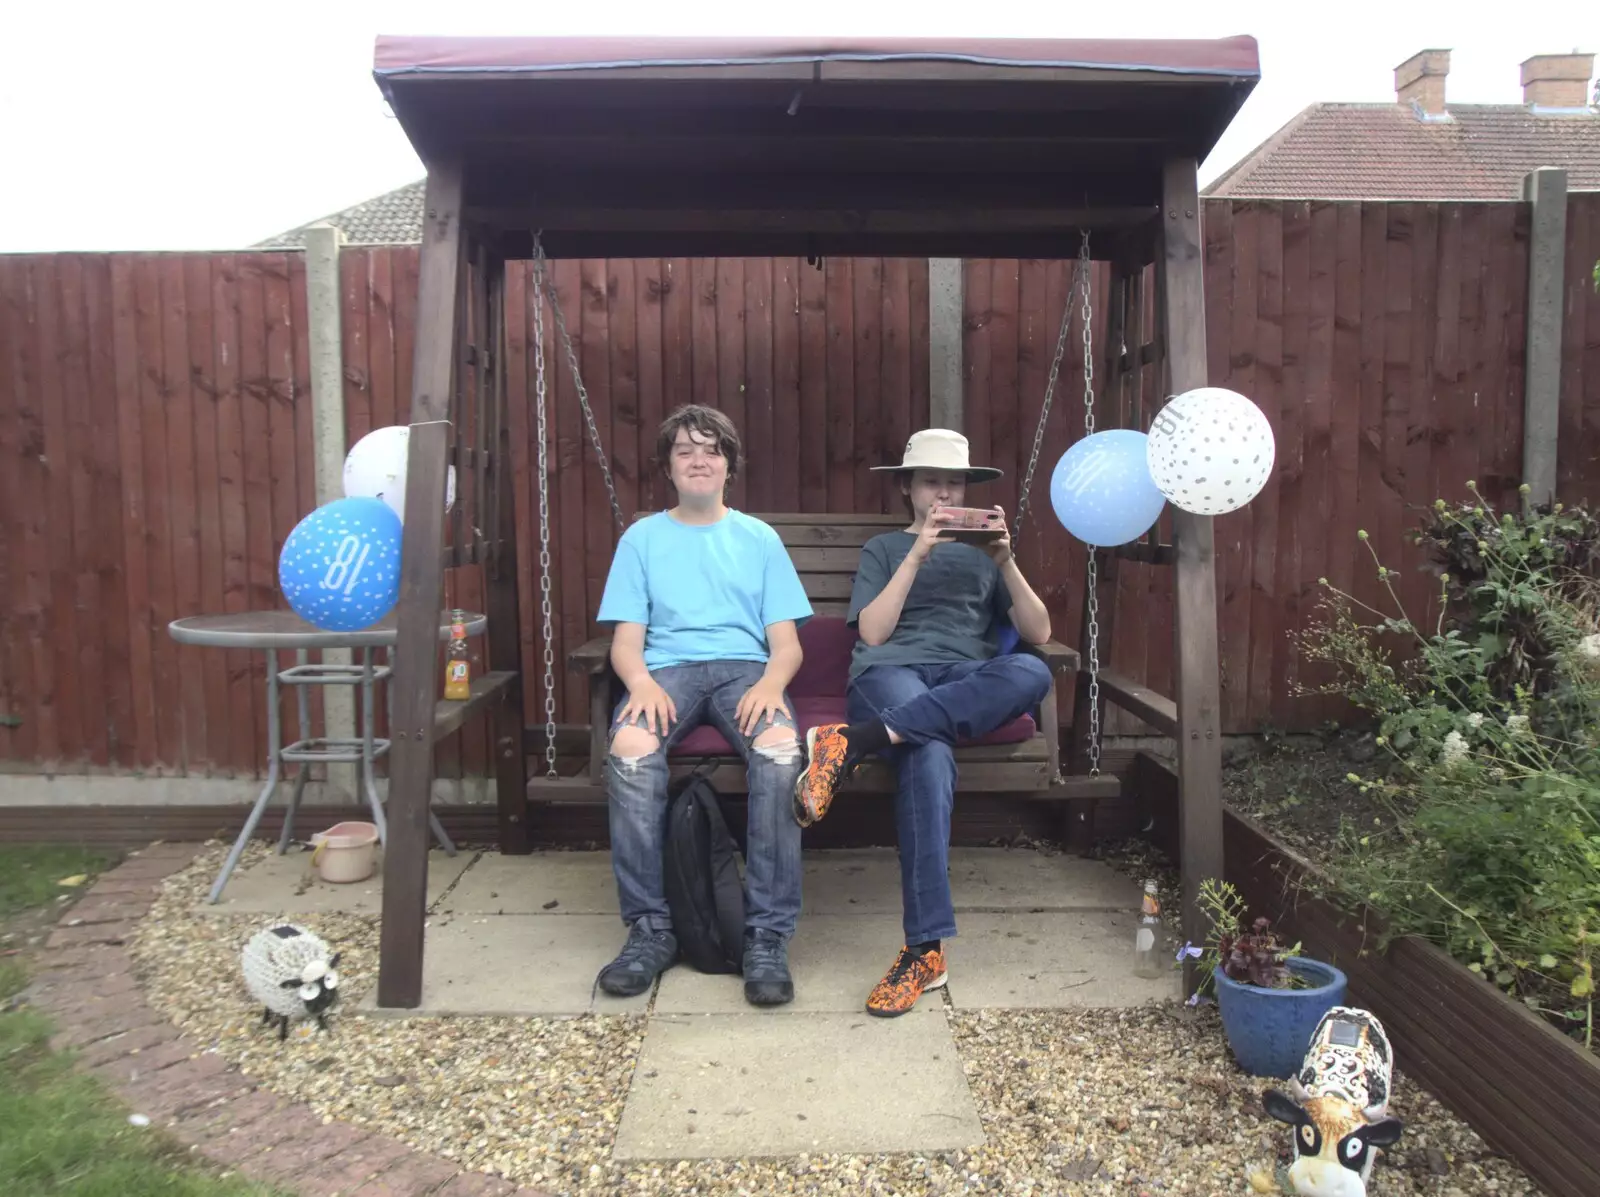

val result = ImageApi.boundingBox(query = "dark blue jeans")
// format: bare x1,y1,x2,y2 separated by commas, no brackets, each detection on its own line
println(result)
846,654,1053,944
603,661,804,939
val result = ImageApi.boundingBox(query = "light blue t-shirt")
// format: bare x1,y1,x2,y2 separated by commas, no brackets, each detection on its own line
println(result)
597,510,813,670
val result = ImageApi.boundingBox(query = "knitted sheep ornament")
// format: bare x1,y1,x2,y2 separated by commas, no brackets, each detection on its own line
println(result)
1262,1006,1405,1197
240,923,342,1041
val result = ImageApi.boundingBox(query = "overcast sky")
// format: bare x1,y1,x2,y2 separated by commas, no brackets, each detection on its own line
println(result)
1,0,1591,254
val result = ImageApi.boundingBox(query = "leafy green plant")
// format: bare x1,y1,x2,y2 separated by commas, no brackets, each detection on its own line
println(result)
1294,484,1600,1049
1193,878,1305,995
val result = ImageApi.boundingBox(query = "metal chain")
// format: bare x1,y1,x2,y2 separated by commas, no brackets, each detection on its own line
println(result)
531,252,559,779
1085,548,1101,776
1014,229,1094,541
1077,229,1102,777
532,236,627,535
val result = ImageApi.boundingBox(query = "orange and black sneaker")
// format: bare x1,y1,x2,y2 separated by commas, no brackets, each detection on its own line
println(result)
793,723,858,826
865,944,948,1017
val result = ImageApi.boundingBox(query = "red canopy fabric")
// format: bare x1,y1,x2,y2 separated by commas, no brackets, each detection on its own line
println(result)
373,34,1260,79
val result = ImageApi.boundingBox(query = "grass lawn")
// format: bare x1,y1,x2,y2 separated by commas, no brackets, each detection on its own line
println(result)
0,844,116,918
0,846,288,1196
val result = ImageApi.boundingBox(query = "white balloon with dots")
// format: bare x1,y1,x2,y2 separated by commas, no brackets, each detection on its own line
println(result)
1145,387,1276,516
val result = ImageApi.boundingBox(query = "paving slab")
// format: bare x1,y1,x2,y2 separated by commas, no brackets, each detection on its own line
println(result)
655,914,925,1015
943,911,1180,1009
197,849,478,917
799,849,903,915
803,848,1147,915
614,1011,983,1160
947,848,1146,911
435,851,618,916
354,915,649,1018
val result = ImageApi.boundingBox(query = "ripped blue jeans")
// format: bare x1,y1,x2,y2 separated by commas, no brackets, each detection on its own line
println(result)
603,661,804,939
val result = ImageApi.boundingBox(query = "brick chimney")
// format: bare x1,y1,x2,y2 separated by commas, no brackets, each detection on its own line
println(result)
1395,49,1451,117
1520,52,1596,110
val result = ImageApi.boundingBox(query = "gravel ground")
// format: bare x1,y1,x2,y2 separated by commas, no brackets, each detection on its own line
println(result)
128,842,1542,1196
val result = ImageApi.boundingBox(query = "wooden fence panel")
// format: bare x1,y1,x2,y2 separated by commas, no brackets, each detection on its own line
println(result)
3,197,1594,775
1559,192,1600,505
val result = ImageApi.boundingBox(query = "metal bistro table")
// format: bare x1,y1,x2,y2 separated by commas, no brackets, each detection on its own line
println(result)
168,609,487,902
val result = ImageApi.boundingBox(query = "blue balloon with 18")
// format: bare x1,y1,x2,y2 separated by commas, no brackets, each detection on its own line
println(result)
278,497,403,632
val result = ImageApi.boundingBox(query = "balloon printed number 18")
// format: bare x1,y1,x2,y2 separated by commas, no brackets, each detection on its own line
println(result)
1149,406,1191,440
278,496,404,633
323,535,372,597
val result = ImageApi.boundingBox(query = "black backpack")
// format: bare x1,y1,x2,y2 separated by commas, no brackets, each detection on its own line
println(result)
662,771,745,975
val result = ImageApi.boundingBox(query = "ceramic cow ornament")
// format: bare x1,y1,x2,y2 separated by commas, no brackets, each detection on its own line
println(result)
1262,1006,1405,1196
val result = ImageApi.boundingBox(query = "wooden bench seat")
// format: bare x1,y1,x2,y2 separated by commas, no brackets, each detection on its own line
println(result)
538,512,1116,801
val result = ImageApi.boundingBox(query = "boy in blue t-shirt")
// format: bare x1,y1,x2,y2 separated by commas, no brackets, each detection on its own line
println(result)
594,405,813,1006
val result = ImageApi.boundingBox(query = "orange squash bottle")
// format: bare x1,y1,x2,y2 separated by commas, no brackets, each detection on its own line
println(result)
443,609,471,700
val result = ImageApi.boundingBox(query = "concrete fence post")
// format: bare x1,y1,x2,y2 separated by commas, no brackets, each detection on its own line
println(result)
303,222,356,798
928,258,965,432
1522,167,1567,508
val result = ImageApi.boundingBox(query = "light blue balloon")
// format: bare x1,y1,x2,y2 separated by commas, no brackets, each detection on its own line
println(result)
1049,429,1167,547
278,497,403,632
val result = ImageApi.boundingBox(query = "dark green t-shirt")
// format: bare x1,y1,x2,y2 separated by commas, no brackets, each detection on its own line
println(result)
845,531,1013,679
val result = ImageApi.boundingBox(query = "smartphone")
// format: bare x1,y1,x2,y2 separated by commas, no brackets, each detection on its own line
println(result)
935,506,1001,529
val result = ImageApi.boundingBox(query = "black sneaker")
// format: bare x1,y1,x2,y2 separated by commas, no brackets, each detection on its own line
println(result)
742,928,795,1006
597,920,678,997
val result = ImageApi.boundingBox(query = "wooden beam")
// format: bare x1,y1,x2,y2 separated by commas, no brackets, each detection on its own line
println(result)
526,760,1121,799
467,168,1160,214
449,236,470,559
435,102,1198,135
1159,157,1224,999
1097,670,1178,736
432,670,517,741
504,230,1153,262
499,206,1153,235
378,160,465,1011
485,258,530,855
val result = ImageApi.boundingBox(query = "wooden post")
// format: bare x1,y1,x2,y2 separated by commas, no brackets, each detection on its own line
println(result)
1522,167,1567,508
1159,159,1224,997
485,254,531,853
377,161,465,1009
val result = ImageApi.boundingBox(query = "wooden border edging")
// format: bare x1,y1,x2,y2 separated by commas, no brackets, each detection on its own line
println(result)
1132,749,1600,1197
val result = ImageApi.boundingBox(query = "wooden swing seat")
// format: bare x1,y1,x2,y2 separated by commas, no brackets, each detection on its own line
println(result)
538,512,1120,802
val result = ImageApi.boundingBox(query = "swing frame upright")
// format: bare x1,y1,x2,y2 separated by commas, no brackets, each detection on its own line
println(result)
366,33,1260,1009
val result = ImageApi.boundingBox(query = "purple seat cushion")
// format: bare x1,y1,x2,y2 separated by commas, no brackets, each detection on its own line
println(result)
668,616,1037,757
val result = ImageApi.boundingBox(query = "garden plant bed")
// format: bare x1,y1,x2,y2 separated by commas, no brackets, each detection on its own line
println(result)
1137,748,1600,1197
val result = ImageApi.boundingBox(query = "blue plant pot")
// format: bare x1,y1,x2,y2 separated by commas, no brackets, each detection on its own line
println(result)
1214,958,1348,1078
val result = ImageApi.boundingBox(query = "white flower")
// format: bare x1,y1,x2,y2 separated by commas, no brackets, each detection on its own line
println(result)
1579,633,1600,659
1465,712,1485,729
1507,714,1531,735
1440,730,1469,769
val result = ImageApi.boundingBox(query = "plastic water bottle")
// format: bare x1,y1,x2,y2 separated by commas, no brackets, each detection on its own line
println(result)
1133,879,1164,979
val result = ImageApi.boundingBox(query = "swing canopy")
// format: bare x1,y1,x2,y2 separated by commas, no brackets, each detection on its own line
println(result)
372,34,1260,260
367,31,1252,1011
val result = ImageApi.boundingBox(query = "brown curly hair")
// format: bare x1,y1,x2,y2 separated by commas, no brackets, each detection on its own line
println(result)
655,404,742,483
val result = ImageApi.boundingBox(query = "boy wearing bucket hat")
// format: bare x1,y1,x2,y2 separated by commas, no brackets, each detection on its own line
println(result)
793,429,1054,1016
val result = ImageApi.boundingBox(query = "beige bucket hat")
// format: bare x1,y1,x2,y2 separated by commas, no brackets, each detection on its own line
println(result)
870,429,1003,483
